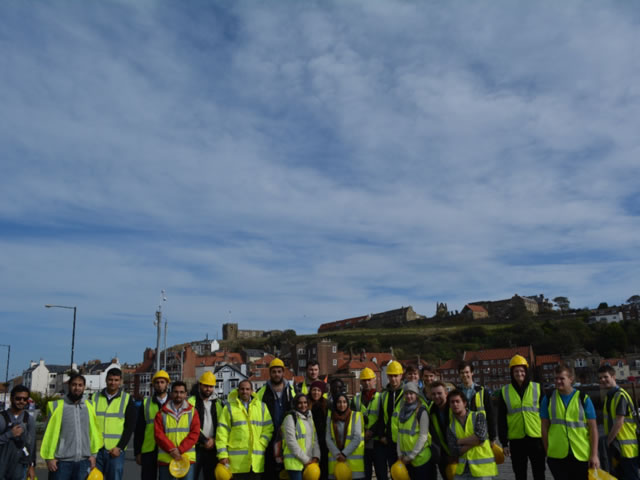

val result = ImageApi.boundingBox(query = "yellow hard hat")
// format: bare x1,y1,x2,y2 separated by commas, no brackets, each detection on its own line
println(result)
199,371,217,386
509,355,529,369
152,370,170,382
169,454,190,478
589,468,617,480
303,463,321,480
359,367,375,381
390,460,409,480
215,463,233,480
269,358,285,369
445,463,457,480
334,462,352,480
87,468,103,480
492,443,505,464
386,361,403,376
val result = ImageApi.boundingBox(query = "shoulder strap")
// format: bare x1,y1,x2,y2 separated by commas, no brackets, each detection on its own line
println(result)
1,410,11,431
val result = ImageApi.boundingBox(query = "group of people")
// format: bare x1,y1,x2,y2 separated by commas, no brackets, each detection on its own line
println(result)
2,354,639,480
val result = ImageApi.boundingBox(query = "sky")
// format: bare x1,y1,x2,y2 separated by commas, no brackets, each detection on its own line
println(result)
2,1,640,379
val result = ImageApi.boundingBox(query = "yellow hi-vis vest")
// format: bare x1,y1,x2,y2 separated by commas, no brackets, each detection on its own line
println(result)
352,392,381,437
397,404,431,467
93,391,130,450
450,411,497,478
282,413,316,471
215,390,274,474
157,407,197,463
40,399,103,460
603,387,639,459
469,386,486,414
380,388,404,443
501,382,542,439
547,390,591,461
140,397,163,454
430,407,452,456
328,411,365,478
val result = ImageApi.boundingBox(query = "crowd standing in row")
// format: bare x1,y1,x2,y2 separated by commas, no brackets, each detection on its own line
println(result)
1,355,639,480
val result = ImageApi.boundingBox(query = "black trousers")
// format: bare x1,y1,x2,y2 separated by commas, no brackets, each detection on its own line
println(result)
194,445,218,480
510,436,546,480
140,451,158,480
547,451,588,480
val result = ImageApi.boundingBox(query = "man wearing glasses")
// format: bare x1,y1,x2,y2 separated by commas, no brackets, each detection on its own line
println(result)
0,385,36,480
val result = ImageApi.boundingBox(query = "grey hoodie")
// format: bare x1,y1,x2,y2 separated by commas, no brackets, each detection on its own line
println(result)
54,396,95,461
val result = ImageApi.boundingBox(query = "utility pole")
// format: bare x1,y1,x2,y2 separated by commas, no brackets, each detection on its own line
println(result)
155,290,167,373
163,320,168,370
0,344,9,383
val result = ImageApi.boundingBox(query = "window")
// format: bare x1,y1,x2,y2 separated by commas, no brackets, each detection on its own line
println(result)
298,348,306,355
312,348,316,354
492,368,496,374
332,346,337,353
299,360,307,367
498,368,503,374
333,359,337,366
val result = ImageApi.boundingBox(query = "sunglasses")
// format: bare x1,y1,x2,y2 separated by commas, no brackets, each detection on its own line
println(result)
14,397,29,402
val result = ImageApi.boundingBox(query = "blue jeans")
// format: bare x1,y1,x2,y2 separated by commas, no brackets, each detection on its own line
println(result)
159,465,194,480
616,457,640,480
50,460,91,480
287,471,303,480
96,448,126,480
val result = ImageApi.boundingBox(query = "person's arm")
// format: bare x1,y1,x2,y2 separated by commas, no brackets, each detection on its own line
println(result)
258,406,274,451
116,396,137,451
0,416,12,445
608,416,625,445
446,421,461,458
177,409,201,455
588,418,600,469
342,414,362,457
497,391,509,450
284,415,311,464
539,394,550,453
483,388,496,442
26,414,37,467
134,402,146,457
310,421,321,463
215,405,230,464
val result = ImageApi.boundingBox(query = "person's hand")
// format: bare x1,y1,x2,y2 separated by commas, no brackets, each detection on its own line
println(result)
220,458,230,466
11,425,24,437
136,454,142,466
89,456,96,469
337,454,347,462
26,466,36,480
46,459,58,472
589,454,600,470
109,447,122,458
401,456,411,465
503,446,510,457
170,448,182,461
380,436,388,445
364,430,373,441
204,437,215,449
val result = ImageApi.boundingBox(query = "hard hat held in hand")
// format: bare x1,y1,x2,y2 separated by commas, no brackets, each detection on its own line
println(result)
215,463,232,480
390,460,409,480
87,468,103,480
303,463,321,480
169,454,191,478
445,463,457,480
492,443,505,465
334,461,352,480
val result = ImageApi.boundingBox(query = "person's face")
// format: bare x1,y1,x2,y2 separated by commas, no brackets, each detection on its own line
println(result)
270,367,284,384
172,386,187,405
555,371,574,394
388,374,403,390
449,395,467,416
512,366,527,384
199,383,214,398
11,392,29,411
70,378,86,398
459,367,473,386
599,372,616,389
107,374,121,394
423,371,436,385
307,365,320,381
432,386,447,407
331,382,344,397
296,397,309,413
336,397,348,413
238,382,252,402
405,371,419,383
153,378,168,395
405,391,417,404
361,377,376,391
310,387,322,401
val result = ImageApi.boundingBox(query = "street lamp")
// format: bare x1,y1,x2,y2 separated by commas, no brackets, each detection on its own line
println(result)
45,304,77,370
0,344,9,383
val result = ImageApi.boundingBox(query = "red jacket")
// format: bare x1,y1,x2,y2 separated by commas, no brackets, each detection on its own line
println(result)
154,400,200,465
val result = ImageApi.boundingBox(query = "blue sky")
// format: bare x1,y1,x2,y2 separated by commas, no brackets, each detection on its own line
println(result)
2,1,640,378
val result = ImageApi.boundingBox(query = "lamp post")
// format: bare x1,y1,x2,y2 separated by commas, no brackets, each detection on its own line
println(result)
45,304,77,370
0,344,9,383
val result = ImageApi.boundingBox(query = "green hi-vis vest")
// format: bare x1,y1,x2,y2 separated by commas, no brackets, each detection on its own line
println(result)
93,391,131,450
140,397,163,453
471,387,486,414
157,408,196,463
40,399,103,460
547,390,591,461
215,391,274,474
450,411,497,478
353,392,381,437
603,388,639,459
282,413,316,471
429,407,452,456
501,382,542,439
380,388,404,443
256,382,297,402
328,411,365,478
397,405,431,467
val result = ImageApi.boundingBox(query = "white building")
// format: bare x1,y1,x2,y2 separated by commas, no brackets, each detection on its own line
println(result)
194,363,247,400
588,310,624,324
22,360,69,396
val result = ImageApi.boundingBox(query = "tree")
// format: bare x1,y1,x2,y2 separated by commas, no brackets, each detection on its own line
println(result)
553,296,571,313
597,302,609,310
627,295,640,305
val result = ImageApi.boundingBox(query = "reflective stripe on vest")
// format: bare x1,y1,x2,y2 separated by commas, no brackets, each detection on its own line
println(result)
547,390,591,461
354,392,381,432
282,413,314,471
450,411,497,477
158,409,196,463
328,411,365,478
94,391,130,450
397,405,431,467
501,382,542,440
603,388,639,459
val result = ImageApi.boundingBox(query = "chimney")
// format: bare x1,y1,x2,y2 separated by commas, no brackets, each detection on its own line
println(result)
360,349,366,362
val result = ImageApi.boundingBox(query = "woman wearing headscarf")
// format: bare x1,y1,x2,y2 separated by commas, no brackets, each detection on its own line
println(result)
282,394,321,480
326,393,365,479
310,381,329,480
396,382,433,479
